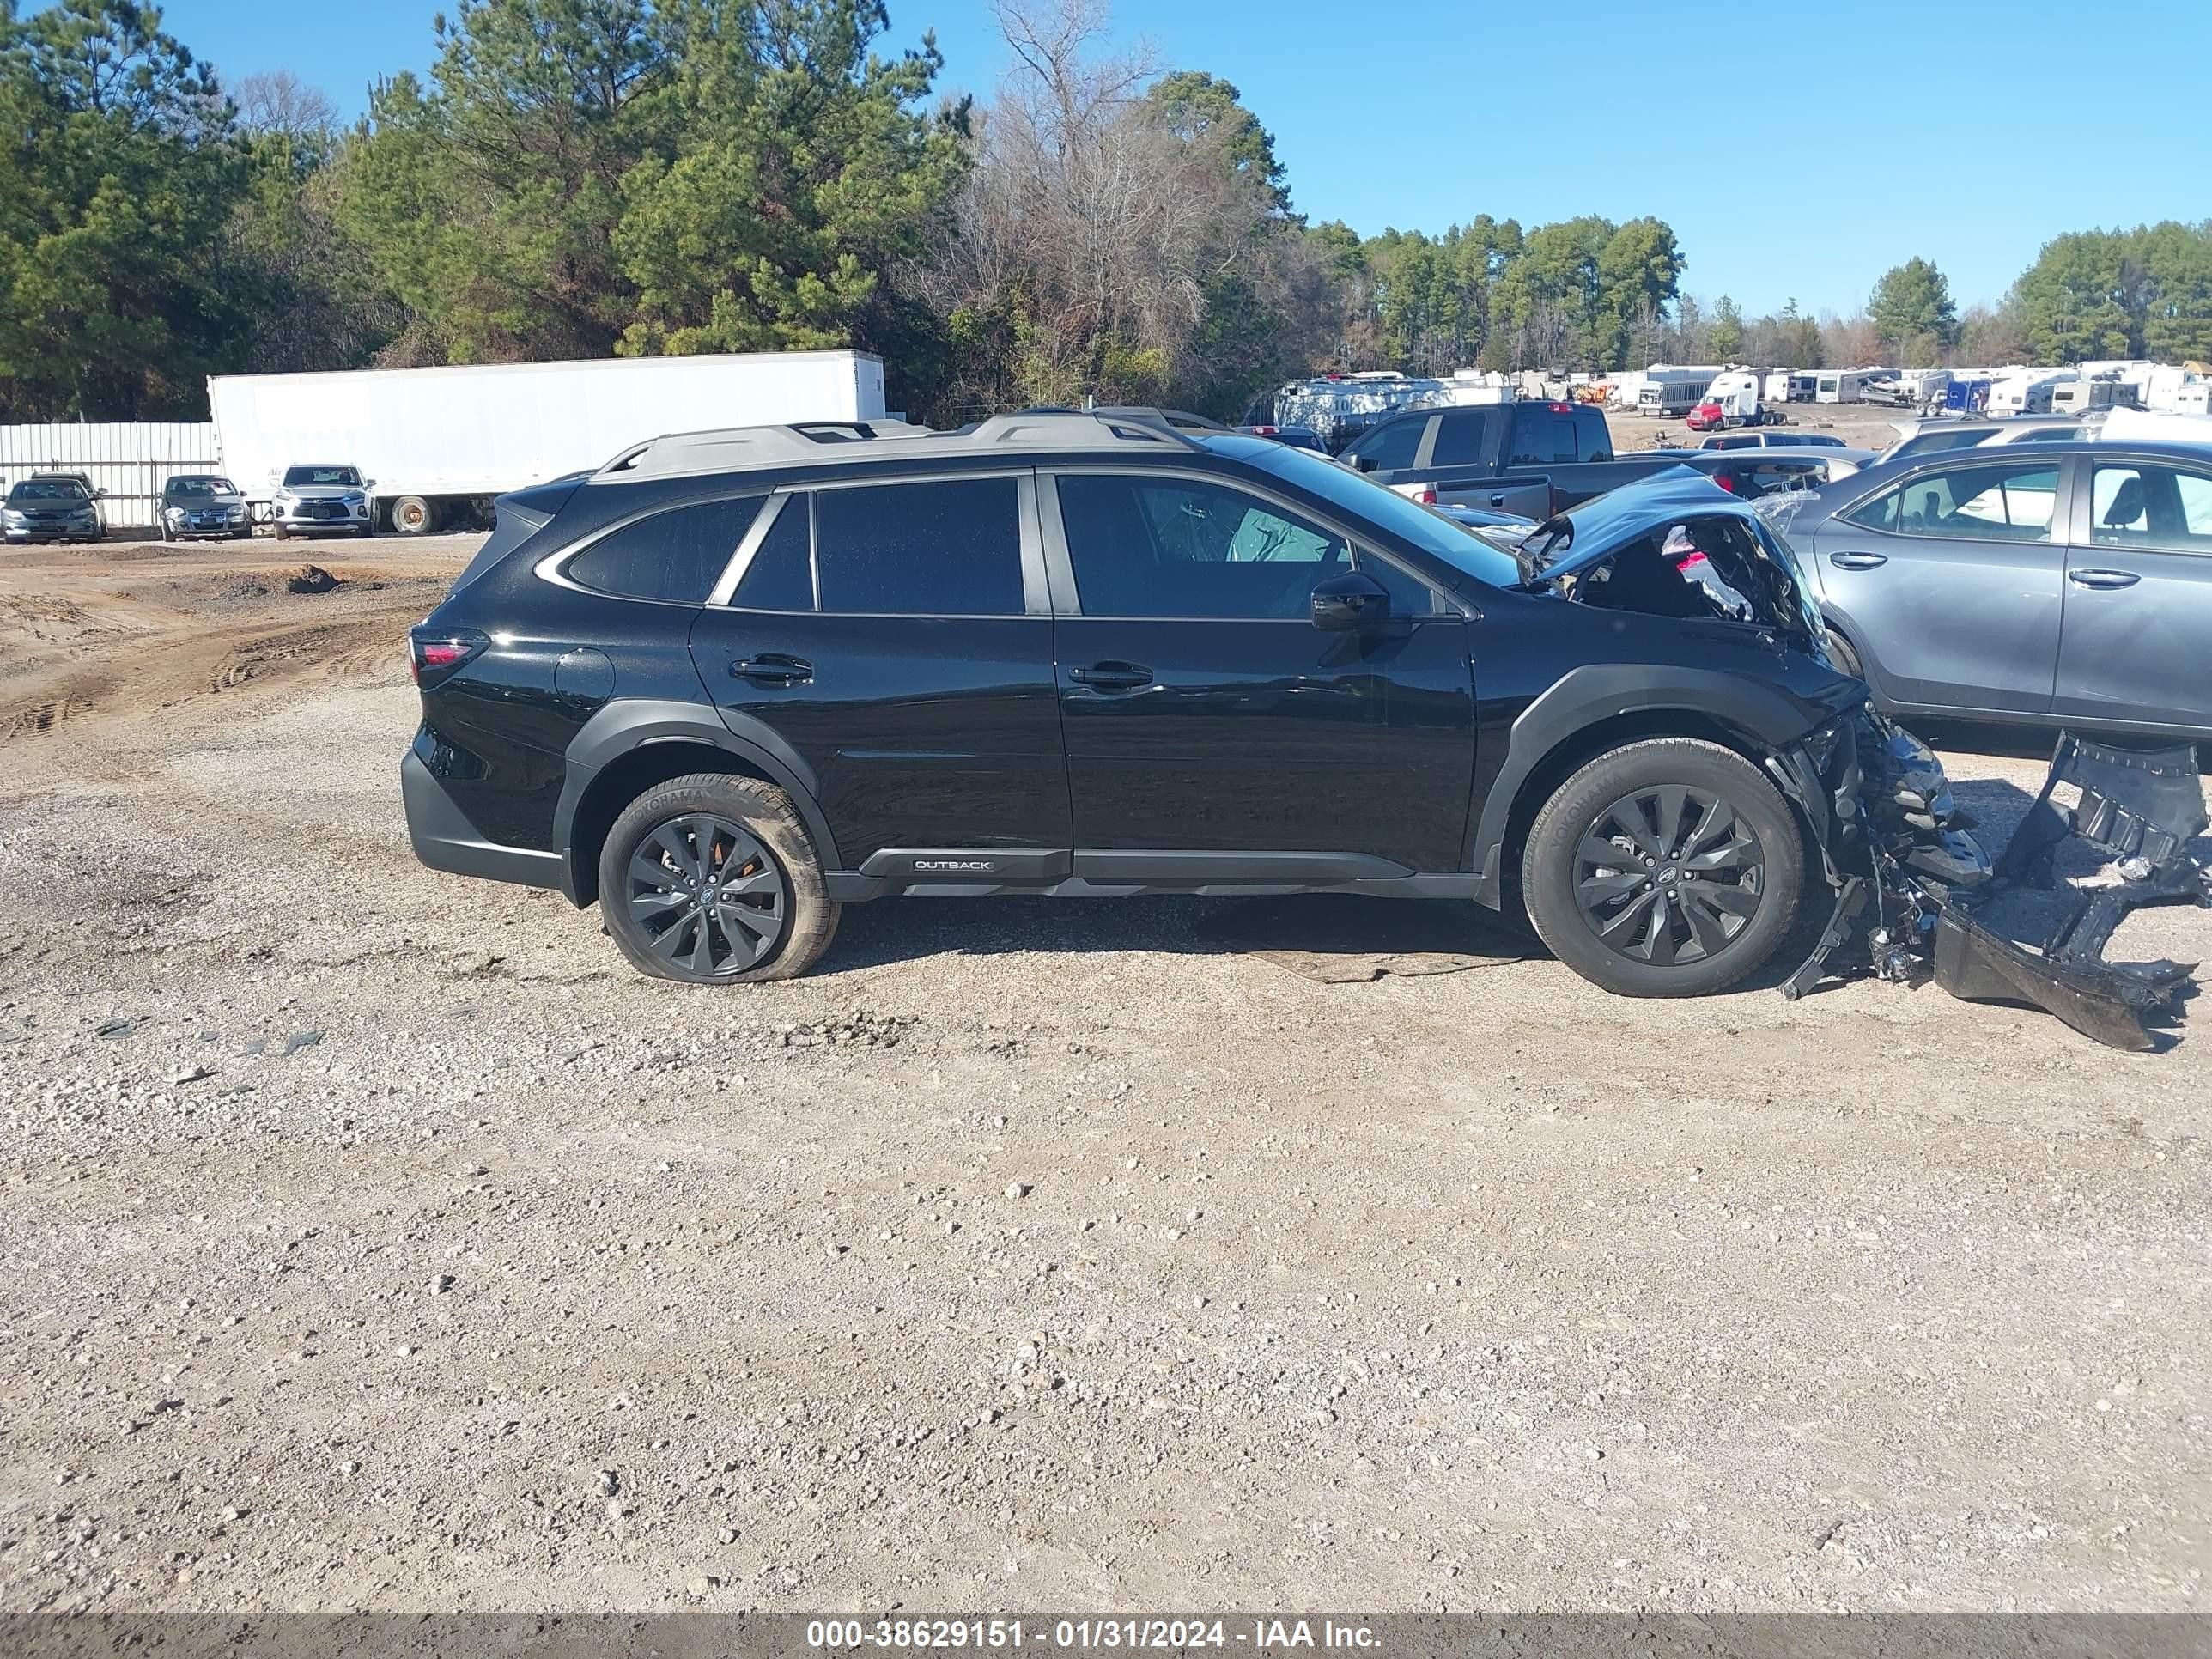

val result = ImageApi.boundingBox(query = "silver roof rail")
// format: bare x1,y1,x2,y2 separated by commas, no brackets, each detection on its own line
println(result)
963,410,1206,451
595,419,939,482
591,408,1207,484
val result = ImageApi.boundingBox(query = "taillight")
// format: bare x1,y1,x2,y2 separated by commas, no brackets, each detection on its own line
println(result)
1550,402,1573,414
410,626,489,684
1714,474,1737,493
1414,486,1437,506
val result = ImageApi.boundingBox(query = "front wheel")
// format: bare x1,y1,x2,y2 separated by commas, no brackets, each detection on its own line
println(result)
1523,738,1806,998
599,773,840,984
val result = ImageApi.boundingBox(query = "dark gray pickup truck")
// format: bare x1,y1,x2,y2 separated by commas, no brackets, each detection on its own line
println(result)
1339,400,1741,518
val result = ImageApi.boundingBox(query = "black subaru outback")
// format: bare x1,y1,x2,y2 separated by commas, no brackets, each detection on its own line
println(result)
402,411,1984,1001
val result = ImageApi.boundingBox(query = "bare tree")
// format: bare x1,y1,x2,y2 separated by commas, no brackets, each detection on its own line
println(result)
231,70,338,143
918,0,1271,410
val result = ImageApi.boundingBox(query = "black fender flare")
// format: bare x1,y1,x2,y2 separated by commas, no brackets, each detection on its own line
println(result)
1467,663,1851,907
555,699,842,894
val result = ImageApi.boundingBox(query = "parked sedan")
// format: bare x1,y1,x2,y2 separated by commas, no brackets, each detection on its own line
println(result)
160,474,250,541
1762,439,2212,738
2,477,101,544
1698,432,1847,451
1875,416,2078,465
1705,449,1875,498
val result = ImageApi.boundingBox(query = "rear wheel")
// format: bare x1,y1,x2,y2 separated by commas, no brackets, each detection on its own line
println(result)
1523,738,1805,998
390,495,438,535
599,773,839,984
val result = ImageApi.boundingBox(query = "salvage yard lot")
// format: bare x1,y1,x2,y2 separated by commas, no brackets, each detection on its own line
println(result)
1,530,2207,1613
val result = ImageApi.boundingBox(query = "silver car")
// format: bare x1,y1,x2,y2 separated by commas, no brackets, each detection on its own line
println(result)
270,463,375,539
1765,439,2212,738
1875,416,2080,465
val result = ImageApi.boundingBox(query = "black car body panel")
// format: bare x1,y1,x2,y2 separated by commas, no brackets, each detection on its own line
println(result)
408,434,1863,900
400,415,2205,1044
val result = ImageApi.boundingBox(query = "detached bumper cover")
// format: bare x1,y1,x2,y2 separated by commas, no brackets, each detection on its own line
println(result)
1787,725,2203,1053
1782,721,2209,1050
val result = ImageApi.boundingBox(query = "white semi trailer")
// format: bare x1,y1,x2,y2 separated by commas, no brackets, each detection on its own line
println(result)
206,349,888,534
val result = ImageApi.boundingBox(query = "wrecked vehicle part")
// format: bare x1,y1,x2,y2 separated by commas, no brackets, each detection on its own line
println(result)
1996,733,2209,887
1931,910,2188,1054
1518,467,2209,1047
1795,712,2207,1048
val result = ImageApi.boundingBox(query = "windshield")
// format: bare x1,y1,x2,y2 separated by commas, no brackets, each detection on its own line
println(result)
283,466,360,488
8,480,88,503
1225,439,1522,588
167,477,238,497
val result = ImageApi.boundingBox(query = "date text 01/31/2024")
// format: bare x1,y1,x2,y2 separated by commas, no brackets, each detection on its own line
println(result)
805,1620,1381,1650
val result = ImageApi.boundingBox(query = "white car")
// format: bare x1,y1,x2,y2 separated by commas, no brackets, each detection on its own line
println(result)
270,463,374,539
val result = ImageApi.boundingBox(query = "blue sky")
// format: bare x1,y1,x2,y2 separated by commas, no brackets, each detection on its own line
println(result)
160,0,2212,319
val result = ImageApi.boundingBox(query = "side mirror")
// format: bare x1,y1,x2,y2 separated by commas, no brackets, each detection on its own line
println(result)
362,478,376,488
1311,570,1391,631
1352,454,1378,473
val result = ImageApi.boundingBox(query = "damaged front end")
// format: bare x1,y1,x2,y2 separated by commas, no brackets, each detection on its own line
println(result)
1525,466,2209,1049
1777,715,2209,1050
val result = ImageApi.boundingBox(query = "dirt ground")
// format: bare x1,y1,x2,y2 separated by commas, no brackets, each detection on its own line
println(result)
0,529,2207,1617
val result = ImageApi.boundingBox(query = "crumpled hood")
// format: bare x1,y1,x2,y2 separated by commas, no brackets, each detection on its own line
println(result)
1515,465,1832,652
1516,465,1763,581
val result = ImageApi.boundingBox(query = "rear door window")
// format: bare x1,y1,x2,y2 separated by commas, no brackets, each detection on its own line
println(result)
1508,406,1581,465
566,495,764,603
1427,411,1492,467
812,477,1024,616
2089,462,2212,553
1874,463,2059,542
1343,416,1429,472
728,497,814,610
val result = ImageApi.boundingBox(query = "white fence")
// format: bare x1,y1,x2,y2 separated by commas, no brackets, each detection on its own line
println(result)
0,422,221,530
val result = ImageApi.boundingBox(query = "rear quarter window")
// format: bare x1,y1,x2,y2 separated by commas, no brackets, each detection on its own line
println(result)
564,495,764,604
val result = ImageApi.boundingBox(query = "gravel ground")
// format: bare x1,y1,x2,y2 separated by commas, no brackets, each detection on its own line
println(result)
0,531,2207,1615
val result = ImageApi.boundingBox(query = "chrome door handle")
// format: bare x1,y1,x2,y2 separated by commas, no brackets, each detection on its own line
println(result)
2068,568,2142,590
1828,550,1887,571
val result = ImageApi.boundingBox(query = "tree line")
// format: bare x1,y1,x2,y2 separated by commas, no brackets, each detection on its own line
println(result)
7,0,2212,429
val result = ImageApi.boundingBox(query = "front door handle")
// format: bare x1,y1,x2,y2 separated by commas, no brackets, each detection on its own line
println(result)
1069,661,1154,691
1829,550,1887,571
2069,568,2142,590
731,653,813,686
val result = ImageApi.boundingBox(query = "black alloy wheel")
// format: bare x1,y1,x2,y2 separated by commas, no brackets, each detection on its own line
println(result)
1573,784,1765,968
625,813,789,977
1522,737,1805,998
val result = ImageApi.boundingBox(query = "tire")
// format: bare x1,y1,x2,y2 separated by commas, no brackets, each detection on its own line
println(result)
390,495,438,535
598,772,839,985
159,520,173,544
1522,738,1806,998
272,524,289,542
